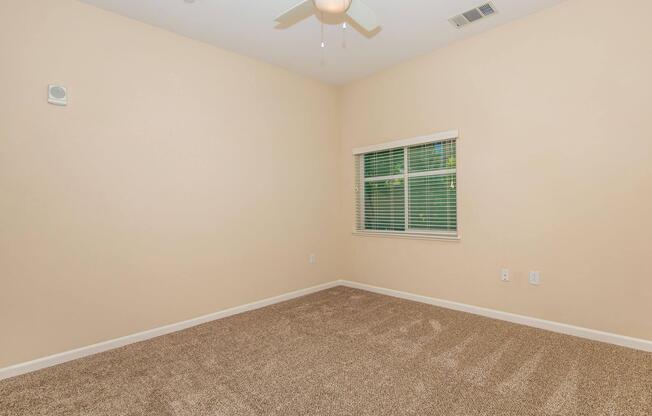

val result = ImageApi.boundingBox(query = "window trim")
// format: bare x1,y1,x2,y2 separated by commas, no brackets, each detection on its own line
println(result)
353,130,460,241
352,230,460,241
352,130,459,156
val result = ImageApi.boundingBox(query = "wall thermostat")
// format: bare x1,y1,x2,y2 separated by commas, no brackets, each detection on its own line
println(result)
48,85,67,106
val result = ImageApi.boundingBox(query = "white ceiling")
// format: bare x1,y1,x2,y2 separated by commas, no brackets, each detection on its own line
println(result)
79,0,565,85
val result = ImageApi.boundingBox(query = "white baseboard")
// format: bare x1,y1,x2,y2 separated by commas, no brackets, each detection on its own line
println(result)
0,280,341,381
2,279,649,381
339,280,652,353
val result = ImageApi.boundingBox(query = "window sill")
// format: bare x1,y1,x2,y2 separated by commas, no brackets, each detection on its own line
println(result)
352,231,460,242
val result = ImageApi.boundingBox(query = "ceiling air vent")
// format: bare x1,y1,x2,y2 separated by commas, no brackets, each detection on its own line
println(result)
449,2,498,28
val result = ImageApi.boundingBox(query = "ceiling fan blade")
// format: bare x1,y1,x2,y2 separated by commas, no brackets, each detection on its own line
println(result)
275,0,315,26
346,0,380,32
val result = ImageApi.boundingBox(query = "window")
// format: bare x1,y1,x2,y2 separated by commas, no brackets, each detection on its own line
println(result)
354,131,458,239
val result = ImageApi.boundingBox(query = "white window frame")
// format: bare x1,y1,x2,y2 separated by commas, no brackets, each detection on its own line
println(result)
353,130,460,241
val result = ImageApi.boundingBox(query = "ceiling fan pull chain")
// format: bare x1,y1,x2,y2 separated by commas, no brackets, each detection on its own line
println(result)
342,0,347,48
320,12,326,66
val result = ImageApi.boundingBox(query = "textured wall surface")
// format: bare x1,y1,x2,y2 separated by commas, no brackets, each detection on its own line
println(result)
1,0,651,370
0,0,341,367
339,0,652,340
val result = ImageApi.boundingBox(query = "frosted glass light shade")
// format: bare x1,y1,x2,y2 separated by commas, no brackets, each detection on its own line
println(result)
313,0,352,14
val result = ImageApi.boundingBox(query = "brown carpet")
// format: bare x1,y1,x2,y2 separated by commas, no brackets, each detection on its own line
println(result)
1,286,650,415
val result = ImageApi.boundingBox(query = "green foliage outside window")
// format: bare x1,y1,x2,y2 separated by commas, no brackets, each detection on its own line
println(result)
362,139,457,234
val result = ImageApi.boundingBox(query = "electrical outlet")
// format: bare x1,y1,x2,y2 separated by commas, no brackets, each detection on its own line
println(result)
309,254,316,264
529,271,541,285
501,268,510,282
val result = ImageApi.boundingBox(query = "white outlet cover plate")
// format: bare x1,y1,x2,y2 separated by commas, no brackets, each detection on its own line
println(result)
501,268,510,282
529,271,541,285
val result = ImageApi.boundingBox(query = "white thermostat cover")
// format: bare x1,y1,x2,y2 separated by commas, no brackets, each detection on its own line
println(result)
48,85,67,106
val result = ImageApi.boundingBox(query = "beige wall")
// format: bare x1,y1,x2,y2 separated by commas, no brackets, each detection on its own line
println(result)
340,0,652,340
0,0,341,367
2,0,651,370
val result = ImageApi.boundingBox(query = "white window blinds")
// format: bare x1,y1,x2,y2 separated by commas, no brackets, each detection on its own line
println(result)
354,132,458,238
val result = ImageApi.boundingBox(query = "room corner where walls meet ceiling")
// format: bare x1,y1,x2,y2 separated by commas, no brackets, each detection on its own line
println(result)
79,0,566,85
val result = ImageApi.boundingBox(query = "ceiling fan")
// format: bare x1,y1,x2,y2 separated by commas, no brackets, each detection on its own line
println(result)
275,0,380,32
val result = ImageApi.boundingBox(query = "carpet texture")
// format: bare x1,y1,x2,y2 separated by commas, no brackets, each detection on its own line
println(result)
1,286,650,415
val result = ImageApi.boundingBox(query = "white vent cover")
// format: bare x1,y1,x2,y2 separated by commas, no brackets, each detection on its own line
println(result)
449,2,497,28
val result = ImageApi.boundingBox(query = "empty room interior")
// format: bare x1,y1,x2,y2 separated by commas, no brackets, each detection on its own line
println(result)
1,0,651,414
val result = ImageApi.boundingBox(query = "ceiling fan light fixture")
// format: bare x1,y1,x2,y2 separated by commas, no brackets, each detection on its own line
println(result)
313,0,352,14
